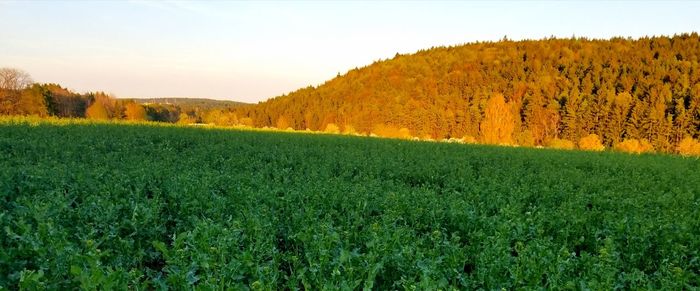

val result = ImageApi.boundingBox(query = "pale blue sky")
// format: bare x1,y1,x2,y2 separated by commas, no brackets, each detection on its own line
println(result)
0,1,698,102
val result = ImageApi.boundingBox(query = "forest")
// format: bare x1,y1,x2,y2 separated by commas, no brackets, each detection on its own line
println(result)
2,34,700,155
230,33,700,155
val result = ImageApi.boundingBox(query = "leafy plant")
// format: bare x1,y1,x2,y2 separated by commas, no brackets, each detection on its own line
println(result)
1,119,699,289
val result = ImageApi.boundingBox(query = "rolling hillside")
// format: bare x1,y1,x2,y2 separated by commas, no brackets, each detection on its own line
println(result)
234,34,700,153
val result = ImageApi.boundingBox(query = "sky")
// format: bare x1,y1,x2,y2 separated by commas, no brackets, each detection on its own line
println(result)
0,1,698,103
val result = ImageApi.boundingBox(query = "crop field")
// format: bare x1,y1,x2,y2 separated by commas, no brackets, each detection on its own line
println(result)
1,120,699,289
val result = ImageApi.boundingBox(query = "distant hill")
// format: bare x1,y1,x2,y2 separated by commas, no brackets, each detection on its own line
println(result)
132,97,247,112
233,33,700,153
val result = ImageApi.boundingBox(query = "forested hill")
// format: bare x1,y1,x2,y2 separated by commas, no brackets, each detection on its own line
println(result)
132,97,246,111
234,34,700,153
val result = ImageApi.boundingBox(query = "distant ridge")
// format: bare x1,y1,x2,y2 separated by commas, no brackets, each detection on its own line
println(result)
132,97,247,111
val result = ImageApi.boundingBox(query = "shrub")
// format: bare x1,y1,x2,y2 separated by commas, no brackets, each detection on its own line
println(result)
614,139,654,154
324,123,340,134
676,137,700,156
579,134,605,151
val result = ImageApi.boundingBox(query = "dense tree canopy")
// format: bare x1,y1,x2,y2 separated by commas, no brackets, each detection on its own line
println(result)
231,34,700,153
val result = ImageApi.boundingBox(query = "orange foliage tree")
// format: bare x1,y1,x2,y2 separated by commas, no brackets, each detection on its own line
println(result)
480,94,514,145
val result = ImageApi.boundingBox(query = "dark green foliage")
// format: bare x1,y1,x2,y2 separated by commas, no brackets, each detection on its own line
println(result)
1,122,699,289
133,98,246,112
143,104,181,123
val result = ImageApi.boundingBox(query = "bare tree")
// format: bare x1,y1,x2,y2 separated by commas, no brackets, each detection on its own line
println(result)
0,67,33,90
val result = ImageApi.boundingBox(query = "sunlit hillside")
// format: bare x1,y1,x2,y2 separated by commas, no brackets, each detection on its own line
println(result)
232,34,700,154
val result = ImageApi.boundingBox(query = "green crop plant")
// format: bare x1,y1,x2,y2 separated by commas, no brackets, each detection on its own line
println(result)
1,118,699,289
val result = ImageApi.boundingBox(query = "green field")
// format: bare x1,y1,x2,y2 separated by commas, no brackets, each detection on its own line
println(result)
1,120,699,289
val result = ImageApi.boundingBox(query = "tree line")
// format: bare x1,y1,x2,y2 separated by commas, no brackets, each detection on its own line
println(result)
0,68,232,124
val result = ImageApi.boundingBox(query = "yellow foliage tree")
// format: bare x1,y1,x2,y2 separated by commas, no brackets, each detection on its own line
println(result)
614,139,654,154
202,109,220,124
203,109,237,126
86,102,109,120
90,92,116,118
124,102,146,121
579,134,605,151
480,94,514,145
676,137,700,156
